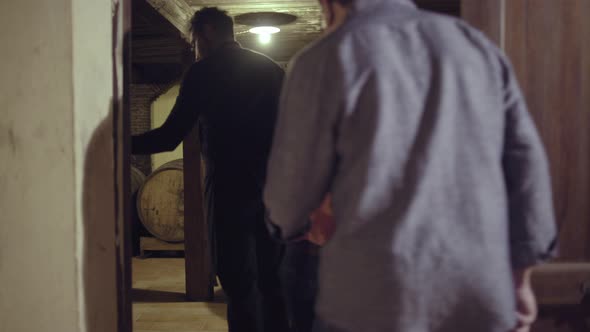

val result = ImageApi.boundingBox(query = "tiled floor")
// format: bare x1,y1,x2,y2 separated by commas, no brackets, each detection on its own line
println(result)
132,258,228,332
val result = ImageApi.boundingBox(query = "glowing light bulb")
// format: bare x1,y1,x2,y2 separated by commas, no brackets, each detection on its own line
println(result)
249,26,280,44
249,26,280,34
259,33,271,44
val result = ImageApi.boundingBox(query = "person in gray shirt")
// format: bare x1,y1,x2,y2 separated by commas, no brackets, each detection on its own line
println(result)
264,0,557,331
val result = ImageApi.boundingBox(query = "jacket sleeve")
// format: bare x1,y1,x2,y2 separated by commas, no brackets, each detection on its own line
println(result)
132,65,203,155
263,55,339,240
500,55,558,269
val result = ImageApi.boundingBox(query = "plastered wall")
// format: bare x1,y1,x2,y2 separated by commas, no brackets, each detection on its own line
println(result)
0,0,118,331
73,0,118,331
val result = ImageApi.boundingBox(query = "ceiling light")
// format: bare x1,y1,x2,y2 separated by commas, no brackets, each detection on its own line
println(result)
249,26,281,35
235,12,297,27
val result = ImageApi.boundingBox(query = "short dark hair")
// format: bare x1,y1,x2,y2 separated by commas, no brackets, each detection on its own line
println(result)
190,7,234,41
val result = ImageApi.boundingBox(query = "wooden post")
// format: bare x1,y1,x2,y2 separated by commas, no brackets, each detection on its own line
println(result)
183,126,214,301
113,0,133,330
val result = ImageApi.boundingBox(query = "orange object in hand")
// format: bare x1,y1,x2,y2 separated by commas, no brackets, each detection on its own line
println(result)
306,195,336,246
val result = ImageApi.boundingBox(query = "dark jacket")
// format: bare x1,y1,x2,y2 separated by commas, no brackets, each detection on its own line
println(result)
133,43,284,197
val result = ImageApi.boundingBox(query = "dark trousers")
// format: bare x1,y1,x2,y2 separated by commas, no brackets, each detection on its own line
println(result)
281,241,320,332
207,178,290,332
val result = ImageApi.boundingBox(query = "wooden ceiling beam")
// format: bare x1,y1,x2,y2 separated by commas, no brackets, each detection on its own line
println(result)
131,0,193,84
145,0,195,42
132,36,192,64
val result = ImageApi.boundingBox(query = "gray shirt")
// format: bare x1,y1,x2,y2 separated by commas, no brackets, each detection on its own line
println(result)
264,0,557,331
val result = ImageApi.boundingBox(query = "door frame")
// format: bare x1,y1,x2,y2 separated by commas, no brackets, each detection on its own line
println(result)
113,0,133,331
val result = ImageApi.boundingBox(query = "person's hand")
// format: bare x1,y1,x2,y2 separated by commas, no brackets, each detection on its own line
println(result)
510,268,537,332
306,195,336,246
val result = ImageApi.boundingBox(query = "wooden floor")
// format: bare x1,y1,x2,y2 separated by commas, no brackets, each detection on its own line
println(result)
132,258,585,332
133,258,228,332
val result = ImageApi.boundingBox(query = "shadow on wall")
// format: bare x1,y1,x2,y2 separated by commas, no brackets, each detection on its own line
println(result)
82,105,118,332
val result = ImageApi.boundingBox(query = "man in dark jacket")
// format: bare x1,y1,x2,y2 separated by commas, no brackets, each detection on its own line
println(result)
132,7,288,332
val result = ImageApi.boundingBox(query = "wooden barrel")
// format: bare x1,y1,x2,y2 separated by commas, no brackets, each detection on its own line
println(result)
137,159,184,242
130,166,148,256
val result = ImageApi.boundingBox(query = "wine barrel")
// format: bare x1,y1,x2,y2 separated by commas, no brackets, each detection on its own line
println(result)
130,166,148,256
137,159,184,242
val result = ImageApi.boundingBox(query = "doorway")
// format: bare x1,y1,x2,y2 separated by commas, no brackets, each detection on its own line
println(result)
118,1,590,331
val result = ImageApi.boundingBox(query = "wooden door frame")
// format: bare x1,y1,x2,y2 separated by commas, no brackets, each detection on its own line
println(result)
113,2,212,330
183,129,215,301
113,0,133,331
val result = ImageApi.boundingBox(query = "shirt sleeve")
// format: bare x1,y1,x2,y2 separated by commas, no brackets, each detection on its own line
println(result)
263,55,339,240
132,64,203,155
500,54,558,269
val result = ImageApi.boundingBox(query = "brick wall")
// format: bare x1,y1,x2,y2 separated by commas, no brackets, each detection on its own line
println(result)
130,84,169,176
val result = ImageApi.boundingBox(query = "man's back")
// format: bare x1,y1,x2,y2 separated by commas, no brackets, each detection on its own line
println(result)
319,10,516,330
264,1,556,331
132,7,291,331
133,45,284,195
194,47,284,190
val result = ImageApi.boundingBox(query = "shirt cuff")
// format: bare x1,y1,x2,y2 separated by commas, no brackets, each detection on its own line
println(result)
511,237,558,270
